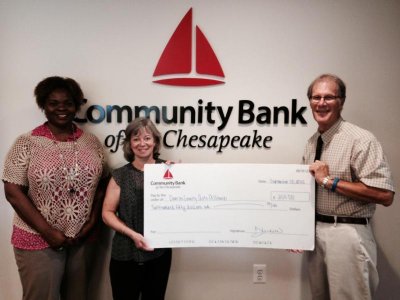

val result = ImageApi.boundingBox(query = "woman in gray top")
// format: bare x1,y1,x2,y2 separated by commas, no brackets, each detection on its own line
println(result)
102,117,172,300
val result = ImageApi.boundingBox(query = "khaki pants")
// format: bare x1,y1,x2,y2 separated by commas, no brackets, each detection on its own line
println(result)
14,243,95,300
307,222,379,300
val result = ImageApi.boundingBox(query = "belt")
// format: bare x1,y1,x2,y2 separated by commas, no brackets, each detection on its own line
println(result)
316,213,369,225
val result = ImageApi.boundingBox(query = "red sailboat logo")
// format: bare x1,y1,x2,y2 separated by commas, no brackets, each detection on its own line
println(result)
153,8,225,86
163,169,173,179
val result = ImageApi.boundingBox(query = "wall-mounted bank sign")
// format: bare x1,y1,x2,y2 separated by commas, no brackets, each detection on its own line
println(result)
75,8,308,154
152,8,225,86
76,99,307,154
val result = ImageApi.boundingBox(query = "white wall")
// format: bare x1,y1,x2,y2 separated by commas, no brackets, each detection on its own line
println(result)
1,1,399,299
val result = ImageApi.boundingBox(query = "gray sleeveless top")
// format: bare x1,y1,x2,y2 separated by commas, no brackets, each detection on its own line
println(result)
110,160,170,262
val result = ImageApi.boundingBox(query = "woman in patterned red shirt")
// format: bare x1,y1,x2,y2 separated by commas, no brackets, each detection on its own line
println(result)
2,76,107,300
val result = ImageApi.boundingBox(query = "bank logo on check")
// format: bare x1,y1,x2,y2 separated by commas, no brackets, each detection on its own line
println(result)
163,168,173,180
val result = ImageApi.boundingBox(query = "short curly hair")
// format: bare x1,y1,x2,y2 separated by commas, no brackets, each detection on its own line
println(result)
34,76,85,111
122,117,162,162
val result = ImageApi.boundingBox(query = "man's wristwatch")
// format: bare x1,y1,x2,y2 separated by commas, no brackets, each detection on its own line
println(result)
321,176,330,188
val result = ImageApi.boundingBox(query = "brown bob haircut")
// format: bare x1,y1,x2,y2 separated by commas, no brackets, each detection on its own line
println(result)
122,117,161,162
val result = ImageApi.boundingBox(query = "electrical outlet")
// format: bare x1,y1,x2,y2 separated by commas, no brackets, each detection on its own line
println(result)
253,264,266,283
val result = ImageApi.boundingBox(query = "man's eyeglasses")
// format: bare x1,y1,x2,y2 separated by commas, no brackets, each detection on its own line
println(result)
309,95,340,103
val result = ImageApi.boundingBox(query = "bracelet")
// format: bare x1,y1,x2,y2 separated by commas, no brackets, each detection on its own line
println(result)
331,177,340,192
321,176,330,188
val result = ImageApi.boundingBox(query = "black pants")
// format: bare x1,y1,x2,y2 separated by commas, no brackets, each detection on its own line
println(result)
109,250,172,300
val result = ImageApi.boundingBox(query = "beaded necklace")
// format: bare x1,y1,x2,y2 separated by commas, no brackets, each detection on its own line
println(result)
47,125,79,196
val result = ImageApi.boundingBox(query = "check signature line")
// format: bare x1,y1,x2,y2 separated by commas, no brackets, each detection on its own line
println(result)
248,232,308,238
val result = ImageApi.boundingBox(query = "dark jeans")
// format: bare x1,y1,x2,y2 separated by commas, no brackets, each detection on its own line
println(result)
109,250,172,300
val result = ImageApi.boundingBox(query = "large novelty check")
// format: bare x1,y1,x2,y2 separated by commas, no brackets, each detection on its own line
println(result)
144,164,315,250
